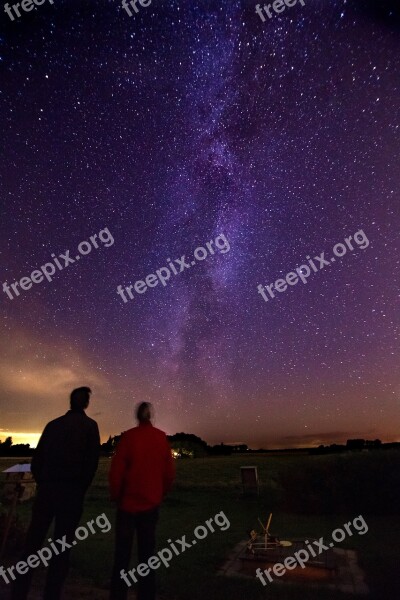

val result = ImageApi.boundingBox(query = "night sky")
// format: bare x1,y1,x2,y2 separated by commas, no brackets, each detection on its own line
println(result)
1,0,399,449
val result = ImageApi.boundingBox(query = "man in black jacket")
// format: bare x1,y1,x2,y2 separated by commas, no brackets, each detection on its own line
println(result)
11,386,100,600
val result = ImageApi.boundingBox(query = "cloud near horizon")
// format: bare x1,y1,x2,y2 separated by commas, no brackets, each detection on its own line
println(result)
0,329,111,437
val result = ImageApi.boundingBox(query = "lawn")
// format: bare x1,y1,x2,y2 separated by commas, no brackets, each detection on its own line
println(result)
1,453,399,599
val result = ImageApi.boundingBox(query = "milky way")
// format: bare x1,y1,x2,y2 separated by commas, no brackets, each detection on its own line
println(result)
1,0,399,447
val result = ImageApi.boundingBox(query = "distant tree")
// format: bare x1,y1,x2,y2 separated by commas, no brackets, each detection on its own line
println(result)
168,432,209,458
346,439,366,450
365,439,382,450
101,435,114,453
101,434,121,454
10,443,31,456
0,437,13,456
209,442,232,456
329,444,346,453
232,444,248,453
0,437,32,457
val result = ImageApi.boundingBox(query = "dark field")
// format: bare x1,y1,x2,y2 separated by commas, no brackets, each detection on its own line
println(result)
1,452,400,600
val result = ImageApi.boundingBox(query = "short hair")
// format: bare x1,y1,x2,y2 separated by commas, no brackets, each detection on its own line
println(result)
70,387,92,410
136,402,153,423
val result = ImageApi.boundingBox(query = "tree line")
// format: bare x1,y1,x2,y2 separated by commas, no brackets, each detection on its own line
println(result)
1,434,399,458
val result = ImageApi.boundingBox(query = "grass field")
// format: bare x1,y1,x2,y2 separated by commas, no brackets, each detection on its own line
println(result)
1,453,399,600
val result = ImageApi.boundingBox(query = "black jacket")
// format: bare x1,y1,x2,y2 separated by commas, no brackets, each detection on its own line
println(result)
31,409,100,490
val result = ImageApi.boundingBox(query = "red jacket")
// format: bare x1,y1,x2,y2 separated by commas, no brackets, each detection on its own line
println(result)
109,422,175,513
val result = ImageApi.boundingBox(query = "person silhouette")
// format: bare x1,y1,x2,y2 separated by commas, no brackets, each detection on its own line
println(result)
109,402,175,600
11,386,100,600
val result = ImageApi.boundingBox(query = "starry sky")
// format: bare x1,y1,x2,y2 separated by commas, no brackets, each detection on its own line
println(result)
1,0,399,449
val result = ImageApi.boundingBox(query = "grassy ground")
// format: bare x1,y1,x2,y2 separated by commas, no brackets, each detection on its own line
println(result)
1,454,399,599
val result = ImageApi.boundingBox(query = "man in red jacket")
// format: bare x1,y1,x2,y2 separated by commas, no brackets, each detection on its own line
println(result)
109,402,175,600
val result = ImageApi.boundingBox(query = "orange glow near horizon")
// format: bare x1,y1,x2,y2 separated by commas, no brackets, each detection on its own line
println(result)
0,431,41,448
